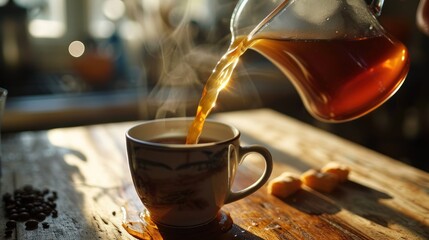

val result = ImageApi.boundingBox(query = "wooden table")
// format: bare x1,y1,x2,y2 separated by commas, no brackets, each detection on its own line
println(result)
1,108,428,239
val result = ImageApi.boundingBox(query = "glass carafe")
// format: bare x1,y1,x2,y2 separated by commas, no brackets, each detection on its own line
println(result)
185,0,410,144
231,0,410,122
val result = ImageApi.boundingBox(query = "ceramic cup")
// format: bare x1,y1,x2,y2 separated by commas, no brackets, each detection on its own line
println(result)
126,118,272,227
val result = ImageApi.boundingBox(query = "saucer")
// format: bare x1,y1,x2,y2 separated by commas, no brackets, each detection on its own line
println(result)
122,208,233,240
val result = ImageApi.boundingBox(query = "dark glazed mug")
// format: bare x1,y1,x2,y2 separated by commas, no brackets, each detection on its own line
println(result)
126,118,272,227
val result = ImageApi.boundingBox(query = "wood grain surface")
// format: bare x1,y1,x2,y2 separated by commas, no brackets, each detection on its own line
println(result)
0,108,428,239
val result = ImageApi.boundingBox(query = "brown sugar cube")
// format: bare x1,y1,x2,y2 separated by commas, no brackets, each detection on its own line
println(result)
301,169,339,193
268,172,302,198
321,162,350,182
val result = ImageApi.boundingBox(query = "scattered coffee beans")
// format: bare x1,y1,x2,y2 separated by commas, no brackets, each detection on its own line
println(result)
2,185,58,235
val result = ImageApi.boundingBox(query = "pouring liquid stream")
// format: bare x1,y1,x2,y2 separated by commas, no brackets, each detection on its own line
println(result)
185,39,248,144
186,0,290,144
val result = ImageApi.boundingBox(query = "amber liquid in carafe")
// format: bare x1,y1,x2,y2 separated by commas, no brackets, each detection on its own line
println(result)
251,36,409,121
186,34,409,144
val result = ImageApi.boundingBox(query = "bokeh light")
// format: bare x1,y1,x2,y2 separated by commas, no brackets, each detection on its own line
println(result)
68,41,85,58
103,0,125,21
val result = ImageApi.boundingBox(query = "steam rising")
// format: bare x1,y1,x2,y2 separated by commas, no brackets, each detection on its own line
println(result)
134,0,266,120
148,20,221,119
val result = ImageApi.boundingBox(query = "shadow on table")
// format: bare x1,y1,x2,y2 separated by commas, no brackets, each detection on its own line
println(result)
238,130,429,239
281,180,429,238
330,180,429,235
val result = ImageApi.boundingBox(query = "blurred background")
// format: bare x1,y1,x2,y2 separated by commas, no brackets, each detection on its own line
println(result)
1,0,428,172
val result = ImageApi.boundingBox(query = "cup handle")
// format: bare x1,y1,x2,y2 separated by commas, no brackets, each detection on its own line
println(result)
224,145,273,204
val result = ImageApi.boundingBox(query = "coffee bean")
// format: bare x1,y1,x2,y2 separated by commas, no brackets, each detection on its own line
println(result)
36,213,46,221
5,204,16,211
33,190,42,196
52,210,58,218
14,189,23,197
22,195,34,204
6,208,17,217
42,189,49,195
25,220,38,230
43,207,52,215
34,206,43,214
6,220,16,229
18,207,27,213
18,212,30,222
23,185,33,193
48,202,57,209
9,213,18,221
42,222,49,229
